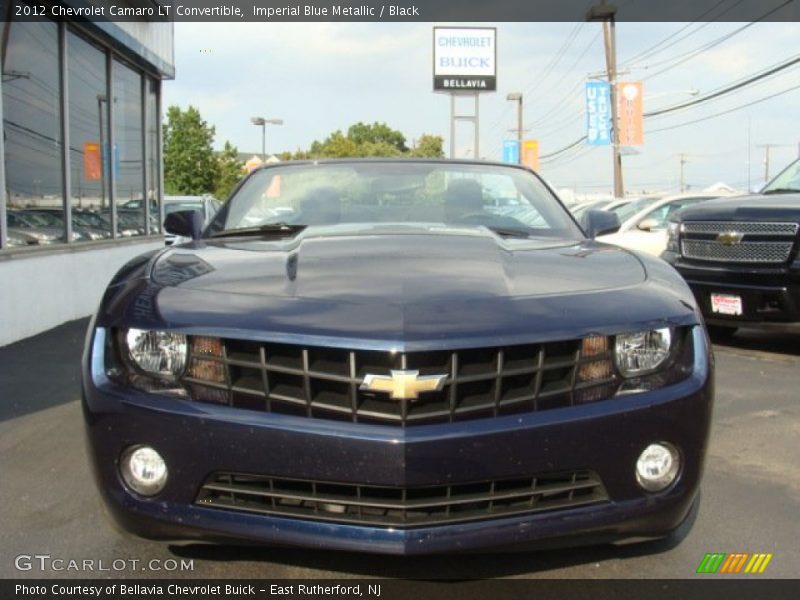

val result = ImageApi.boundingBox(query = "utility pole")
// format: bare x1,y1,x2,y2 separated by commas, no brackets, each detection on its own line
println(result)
678,153,688,192
588,2,623,198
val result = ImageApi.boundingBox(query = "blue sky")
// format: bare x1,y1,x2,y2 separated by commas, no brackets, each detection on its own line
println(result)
163,21,800,195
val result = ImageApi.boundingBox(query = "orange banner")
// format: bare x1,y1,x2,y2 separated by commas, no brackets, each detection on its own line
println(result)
521,140,539,171
617,82,644,146
83,142,102,181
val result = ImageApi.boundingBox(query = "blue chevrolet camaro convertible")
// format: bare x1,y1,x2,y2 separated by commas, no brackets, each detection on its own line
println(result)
82,159,713,554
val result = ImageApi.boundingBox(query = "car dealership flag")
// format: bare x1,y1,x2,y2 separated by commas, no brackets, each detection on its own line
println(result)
502,140,520,164
617,81,644,146
585,81,611,146
521,140,539,171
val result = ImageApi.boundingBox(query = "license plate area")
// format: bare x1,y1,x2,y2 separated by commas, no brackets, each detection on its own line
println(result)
710,293,743,316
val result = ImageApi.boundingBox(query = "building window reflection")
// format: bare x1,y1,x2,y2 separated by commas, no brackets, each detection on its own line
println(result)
1,19,166,251
67,31,112,241
2,20,66,246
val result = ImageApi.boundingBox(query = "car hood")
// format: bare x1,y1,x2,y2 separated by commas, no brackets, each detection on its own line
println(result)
102,231,699,349
675,193,800,221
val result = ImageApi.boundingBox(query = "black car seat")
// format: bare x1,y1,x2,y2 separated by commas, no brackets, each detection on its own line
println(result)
299,187,342,225
444,179,484,222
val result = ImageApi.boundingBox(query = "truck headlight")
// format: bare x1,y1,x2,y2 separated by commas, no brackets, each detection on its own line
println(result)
615,328,673,377
666,221,680,253
124,329,188,380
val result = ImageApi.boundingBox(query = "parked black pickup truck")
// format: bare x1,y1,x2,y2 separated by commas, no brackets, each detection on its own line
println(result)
662,158,800,334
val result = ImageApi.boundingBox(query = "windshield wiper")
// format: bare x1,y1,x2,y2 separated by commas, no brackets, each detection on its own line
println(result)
210,223,306,238
762,187,800,195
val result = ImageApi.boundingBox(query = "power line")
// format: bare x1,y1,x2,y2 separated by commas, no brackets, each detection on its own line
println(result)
620,0,745,68
637,0,793,81
648,84,800,133
644,53,800,117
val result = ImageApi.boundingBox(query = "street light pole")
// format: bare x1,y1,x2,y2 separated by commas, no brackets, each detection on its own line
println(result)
250,116,284,162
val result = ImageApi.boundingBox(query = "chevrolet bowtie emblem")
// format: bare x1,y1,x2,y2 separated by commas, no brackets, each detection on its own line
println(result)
360,370,447,400
717,231,744,246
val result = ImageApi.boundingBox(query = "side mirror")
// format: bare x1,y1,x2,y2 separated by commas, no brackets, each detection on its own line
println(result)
164,210,204,240
637,218,659,232
581,209,621,238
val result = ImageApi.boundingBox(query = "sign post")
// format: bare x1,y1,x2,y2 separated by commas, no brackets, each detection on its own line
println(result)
433,27,497,159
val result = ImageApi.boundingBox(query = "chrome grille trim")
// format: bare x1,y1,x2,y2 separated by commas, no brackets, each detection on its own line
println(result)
180,338,619,426
681,221,798,235
195,471,609,528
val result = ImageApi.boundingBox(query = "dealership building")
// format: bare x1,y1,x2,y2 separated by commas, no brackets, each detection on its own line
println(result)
0,3,174,346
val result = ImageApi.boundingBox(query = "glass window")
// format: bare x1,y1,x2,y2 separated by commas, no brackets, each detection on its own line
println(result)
112,58,145,237
642,197,712,230
210,163,583,241
67,30,112,241
762,158,800,194
145,77,161,233
2,21,66,246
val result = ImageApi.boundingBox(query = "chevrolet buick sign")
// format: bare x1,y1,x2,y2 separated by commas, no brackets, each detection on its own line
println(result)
433,27,497,92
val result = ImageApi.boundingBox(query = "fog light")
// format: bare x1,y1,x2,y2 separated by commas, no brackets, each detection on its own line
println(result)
636,442,679,492
120,446,168,496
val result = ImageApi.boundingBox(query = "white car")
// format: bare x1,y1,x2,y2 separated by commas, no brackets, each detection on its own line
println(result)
598,191,739,256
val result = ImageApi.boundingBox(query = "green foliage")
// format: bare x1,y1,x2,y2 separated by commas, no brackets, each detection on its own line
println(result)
163,105,244,200
163,106,218,195
295,122,442,160
347,122,408,152
410,134,445,158
214,141,244,200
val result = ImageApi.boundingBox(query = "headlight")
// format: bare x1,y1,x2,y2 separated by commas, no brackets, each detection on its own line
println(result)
124,329,188,380
666,221,680,253
615,328,673,377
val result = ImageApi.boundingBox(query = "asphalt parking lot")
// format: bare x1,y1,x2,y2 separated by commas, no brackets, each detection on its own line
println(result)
1,319,798,579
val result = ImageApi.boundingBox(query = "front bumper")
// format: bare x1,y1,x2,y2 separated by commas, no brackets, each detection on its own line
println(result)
83,327,713,554
663,252,800,327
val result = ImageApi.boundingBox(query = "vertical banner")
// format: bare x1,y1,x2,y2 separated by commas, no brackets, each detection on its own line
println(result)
502,140,520,164
617,81,644,146
585,81,611,146
521,140,539,171
83,142,102,181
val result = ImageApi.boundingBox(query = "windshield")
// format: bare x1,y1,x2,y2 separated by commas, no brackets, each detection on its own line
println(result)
762,158,800,194
165,202,204,214
612,197,660,223
208,162,583,239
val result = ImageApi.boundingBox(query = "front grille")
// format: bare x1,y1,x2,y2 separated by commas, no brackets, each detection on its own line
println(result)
195,471,609,528
680,220,798,264
180,338,619,426
681,240,795,263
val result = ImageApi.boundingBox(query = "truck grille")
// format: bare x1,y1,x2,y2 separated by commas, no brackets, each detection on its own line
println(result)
680,221,798,264
180,337,619,426
195,471,609,528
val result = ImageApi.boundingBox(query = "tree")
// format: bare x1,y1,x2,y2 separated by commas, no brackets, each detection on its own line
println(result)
410,134,445,158
298,123,438,159
346,122,408,153
163,105,218,195
214,141,244,200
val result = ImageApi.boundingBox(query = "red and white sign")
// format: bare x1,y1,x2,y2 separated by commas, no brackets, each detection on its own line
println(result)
710,293,743,316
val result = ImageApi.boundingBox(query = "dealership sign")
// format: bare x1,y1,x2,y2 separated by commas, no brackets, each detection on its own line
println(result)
433,27,497,92
585,81,611,146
